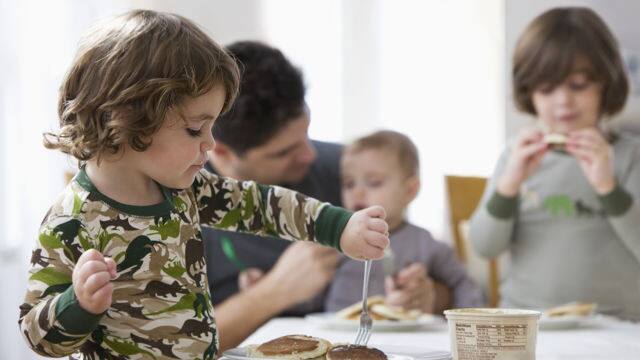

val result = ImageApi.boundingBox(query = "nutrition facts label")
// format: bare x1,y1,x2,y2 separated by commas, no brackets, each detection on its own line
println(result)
454,323,529,360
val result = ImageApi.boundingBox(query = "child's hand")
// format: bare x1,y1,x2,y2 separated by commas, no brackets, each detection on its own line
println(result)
72,249,117,314
340,206,389,260
384,263,435,313
497,127,548,196
566,128,616,194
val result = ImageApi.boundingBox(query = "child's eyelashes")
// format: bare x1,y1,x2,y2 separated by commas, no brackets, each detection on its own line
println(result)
341,179,355,190
537,84,554,94
186,128,203,137
537,72,594,94
341,179,385,189
568,80,590,91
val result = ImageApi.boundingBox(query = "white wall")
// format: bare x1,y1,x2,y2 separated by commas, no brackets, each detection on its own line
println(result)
505,0,640,138
339,0,505,239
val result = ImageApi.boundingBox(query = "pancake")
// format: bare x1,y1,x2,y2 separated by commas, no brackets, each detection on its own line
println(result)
335,296,423,321
326,344,388,360
335,296,385,320
247,334,331,359
545,302,597,317
370,303,422,321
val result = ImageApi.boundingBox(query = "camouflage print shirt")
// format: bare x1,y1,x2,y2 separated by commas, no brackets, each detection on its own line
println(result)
19,168,351,359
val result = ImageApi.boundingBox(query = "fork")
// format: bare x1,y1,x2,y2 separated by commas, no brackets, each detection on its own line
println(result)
354,259,373,346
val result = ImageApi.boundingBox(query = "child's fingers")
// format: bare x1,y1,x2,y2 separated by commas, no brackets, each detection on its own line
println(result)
385,276,398,293
365,231,389,250
386,289,409,307
516,127,544,146
77,260,108,285
396,263,426,285
363,205,387,220
104,257,117,278
570,127,605,143
567,135,599,151
360,244,385,260
76,249,105,269
367,217,388,234
518,141,547,160
566,144,596,161
83,271,112,295
91,282,113,306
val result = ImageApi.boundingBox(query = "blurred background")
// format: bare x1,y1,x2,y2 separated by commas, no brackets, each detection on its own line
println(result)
1,1,639,358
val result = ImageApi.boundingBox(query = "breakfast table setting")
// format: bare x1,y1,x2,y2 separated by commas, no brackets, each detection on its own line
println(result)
218,249,640,359
219,313,640,359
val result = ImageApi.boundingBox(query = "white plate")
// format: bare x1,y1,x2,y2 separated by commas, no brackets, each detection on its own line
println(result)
221,345,451,360
538,315,593,330
304,312,445,331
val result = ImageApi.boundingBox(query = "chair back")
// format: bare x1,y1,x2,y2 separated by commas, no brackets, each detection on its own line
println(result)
445,175,501,307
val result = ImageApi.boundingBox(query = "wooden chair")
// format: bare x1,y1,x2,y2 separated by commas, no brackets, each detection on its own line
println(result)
445,175,501,307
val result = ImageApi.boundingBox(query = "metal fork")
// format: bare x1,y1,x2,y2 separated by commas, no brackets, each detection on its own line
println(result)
354,259,373,346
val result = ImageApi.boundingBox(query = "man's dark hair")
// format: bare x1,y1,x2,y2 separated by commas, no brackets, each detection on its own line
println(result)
212,41,306,154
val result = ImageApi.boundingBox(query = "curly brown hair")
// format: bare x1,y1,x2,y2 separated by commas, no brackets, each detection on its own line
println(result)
44,9,240,162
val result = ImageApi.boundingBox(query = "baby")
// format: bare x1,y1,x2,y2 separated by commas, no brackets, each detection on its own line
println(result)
326,130,483,313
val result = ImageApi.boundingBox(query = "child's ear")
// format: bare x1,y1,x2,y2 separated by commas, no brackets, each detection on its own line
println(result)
404,175,420,203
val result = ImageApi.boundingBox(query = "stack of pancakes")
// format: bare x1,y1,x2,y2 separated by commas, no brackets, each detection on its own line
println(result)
336,295,422,321
247,335,387,360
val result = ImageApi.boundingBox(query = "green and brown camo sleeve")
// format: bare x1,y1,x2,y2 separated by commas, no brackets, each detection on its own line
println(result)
19,214,102,357
191,170,351,250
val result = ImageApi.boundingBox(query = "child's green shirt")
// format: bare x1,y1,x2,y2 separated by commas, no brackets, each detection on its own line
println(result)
19,168,351,359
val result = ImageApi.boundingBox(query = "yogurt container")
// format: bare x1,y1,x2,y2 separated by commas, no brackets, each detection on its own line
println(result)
444,308,541,360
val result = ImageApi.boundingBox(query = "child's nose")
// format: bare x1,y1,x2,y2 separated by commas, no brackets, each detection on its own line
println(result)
201,131,215,152
553,86,574,105
353,186,366,201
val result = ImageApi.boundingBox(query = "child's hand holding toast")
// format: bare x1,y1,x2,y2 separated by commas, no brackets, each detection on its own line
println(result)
340,205,390,260
72,249,117,314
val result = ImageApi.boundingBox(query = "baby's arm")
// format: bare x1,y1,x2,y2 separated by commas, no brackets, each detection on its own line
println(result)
19,216,110,357
427,240,485,308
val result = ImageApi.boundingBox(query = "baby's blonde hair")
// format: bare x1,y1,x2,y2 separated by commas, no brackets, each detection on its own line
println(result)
344,130,419,177
44,10,240,162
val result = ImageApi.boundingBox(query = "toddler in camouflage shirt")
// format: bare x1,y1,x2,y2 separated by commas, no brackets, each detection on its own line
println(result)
19,10,389,359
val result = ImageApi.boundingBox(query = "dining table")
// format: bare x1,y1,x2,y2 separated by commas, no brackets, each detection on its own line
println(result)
222,314,640,359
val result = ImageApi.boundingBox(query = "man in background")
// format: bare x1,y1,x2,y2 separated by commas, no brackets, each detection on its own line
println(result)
203,41,343,351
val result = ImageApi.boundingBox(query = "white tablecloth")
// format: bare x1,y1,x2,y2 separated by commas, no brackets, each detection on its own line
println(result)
234,315,640,359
